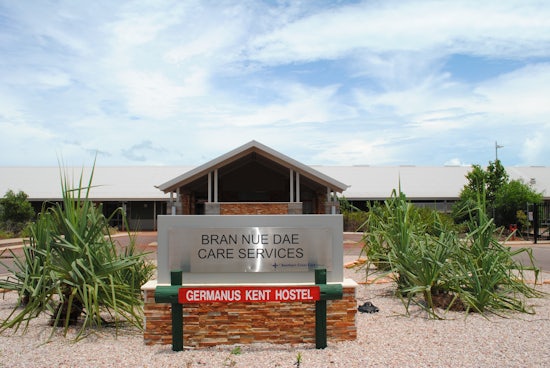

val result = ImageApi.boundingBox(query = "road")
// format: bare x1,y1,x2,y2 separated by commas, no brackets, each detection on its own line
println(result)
2,233,550,276
0,232,158,276
511,243,550,272
343,234,550,273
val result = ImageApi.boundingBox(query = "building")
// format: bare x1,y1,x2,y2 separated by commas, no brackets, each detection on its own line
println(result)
1,141,549,230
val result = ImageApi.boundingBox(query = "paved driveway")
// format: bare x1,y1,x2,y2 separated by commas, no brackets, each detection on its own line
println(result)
511,242,550,272
343,233,550,272
2,233,550,275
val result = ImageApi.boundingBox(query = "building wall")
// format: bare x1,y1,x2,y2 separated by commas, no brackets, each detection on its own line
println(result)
180,190,193,215
201,202,304,215
142,285,357,347
220,202,289,215
179,194,328,215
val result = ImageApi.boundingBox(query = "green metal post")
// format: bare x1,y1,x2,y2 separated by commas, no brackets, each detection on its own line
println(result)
170,271,183,352
315,268,327,349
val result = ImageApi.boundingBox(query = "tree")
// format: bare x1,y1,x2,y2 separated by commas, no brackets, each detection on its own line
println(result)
452,160,541,228
486,160,509,203
455,161,508,217
0,190,35,235
464,164,487,195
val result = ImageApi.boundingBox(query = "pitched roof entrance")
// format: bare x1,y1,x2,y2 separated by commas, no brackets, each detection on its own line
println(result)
157,141,347,215
157,140,347,194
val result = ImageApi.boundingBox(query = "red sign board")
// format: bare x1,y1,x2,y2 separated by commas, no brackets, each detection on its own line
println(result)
178,286,321,304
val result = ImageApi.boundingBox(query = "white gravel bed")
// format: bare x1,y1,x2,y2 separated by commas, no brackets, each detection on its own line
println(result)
1,263,549,368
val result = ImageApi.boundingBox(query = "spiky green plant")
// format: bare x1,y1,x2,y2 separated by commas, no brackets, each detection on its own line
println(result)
295,351,303,368
359,189,425,284
0,164,155,340
451,200,542,314
358,189,544,318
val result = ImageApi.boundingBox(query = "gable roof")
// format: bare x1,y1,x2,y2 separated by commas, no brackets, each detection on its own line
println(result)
157,140,348,193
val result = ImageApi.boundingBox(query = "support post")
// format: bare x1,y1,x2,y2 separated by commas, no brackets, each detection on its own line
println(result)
170,271,183,352
290,169,294,202
315,268,327,349
214,169,218,202
208,171,212,203
534,203,539,244
296,172,300,202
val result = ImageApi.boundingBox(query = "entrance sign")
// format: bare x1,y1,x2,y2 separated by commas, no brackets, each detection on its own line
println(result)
179,286,321,303
157,214,344,285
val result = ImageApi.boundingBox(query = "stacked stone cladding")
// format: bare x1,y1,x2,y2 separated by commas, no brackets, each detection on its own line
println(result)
143,285,356,347
219,203,290,215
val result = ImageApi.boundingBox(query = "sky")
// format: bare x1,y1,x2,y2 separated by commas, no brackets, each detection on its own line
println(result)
1,0,549,168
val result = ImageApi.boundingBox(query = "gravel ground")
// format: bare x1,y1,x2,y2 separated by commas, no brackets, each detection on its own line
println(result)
1,260,549,368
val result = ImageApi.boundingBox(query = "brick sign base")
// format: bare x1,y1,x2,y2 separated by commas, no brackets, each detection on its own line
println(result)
142,281,357,347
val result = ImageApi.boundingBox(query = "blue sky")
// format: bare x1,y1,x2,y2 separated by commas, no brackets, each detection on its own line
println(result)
1,0,549,167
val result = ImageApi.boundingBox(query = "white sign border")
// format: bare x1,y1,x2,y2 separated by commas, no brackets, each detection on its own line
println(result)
157,214,343,285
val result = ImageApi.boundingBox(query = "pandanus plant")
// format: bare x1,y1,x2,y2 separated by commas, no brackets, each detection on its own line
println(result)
0,164,155,340
358,189,543,318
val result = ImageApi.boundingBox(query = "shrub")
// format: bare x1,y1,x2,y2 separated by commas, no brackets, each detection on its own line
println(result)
416,207,457,237
0,164,155,340
357,190,543,318
340,197,369,232
516,210,529,234
342,211,369,232
0,229,14,240
450,202,541,314
0,190,35,236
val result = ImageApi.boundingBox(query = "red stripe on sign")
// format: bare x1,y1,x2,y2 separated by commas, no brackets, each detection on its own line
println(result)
178,286,321,303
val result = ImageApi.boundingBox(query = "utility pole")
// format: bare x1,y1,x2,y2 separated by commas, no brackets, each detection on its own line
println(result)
493,141,504,221
495,141,503,161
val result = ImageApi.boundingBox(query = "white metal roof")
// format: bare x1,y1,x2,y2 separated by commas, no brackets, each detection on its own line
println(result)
0,165,548,202
0,166,192,201
313,166,473,200
318,165,549,200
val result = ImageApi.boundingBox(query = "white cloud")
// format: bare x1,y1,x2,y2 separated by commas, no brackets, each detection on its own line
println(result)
221,83,354,127
520,127,550,166
105,2,186,47
117,71,193,119
33,70,72,89
163,20,247,65
0,121,55,141
348,61,550,166
0,120,60,165
444,158,470,166
248,0,550,64
311,138,400,165
0,91,25,122
1,0,550,167
474,63,550,119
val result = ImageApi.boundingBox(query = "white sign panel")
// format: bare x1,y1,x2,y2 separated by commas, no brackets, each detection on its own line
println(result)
157,215,343,285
